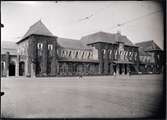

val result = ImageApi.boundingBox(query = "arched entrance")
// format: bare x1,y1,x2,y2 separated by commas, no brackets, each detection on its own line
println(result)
19,61,25,76
9,61,15,76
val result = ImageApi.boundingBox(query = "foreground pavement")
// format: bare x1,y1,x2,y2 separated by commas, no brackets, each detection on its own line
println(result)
1,74,163,118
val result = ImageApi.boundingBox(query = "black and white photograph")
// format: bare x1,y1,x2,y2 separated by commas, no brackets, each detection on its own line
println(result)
1,1,165,119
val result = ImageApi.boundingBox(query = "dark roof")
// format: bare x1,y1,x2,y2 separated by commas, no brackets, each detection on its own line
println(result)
81,31,134,46
135,40,162,52
57,37,92,50
138,47,151,56
17,20,54,43
1,41,17,55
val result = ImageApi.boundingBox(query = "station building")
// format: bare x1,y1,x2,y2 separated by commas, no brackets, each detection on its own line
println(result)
1,20,163,77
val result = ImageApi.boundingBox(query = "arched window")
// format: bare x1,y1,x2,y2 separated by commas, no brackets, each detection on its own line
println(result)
48,44,53,56
37,43,43,49
37,43,43,56
48,44,53,50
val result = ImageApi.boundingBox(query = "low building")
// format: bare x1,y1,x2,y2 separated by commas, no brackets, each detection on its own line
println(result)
135,40,163,74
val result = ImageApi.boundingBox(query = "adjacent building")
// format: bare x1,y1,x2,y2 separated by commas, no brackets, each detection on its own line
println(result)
1,20,163,77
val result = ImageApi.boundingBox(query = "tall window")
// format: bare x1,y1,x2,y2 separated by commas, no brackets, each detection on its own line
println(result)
48,44,53,56
37,43,43,49
37,43,43,56
48,44,53,51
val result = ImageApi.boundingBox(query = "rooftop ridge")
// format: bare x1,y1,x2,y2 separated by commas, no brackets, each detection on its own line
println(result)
135,40,154,44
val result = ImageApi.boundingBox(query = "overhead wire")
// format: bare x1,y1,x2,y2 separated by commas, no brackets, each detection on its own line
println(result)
63,3,113,27
77,3,113,22
105,9,161,31
79,9,161,35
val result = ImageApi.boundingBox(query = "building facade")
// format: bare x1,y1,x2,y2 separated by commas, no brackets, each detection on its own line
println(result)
1,20,163,77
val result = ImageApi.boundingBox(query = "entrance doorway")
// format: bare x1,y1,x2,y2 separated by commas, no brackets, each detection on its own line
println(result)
119,64,123,74
19,61,25,76
9,61,15,76
113,65,116,73
124,64,127,74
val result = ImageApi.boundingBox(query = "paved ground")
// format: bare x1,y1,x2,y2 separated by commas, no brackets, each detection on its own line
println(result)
1,74,163,118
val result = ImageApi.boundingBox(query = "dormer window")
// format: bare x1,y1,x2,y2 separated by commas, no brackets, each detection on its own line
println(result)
37,43,43,49
87,52,91,59
75,51,78,58
69,51,71,57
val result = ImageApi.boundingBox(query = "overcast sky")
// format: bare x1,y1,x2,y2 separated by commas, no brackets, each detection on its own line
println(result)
1,1,164,49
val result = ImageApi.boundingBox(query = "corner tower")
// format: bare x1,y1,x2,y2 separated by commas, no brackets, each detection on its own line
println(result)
16,20,58,77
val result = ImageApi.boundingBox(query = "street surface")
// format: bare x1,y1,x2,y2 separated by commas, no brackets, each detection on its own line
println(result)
1,74,163,118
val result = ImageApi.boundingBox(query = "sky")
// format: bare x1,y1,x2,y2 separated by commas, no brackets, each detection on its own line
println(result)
1,1,164,49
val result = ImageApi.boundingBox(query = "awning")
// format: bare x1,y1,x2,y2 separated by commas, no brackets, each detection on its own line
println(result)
113,61,134,64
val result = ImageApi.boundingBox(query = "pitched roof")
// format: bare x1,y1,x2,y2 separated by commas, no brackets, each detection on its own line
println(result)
57,37,92,50
135,40,162,52
1,41,17,55
17,20,53,43
138,47,151,56
81,31,134,46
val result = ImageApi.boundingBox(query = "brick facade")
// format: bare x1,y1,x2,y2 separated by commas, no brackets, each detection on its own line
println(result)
1,21,163,77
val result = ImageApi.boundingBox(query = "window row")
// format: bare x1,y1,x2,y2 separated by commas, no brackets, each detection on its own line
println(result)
139,56,155,63
59,49,93,60
103,49,138,61
37,43,53,50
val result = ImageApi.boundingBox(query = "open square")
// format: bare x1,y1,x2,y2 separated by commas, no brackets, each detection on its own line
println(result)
1,74,163,118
